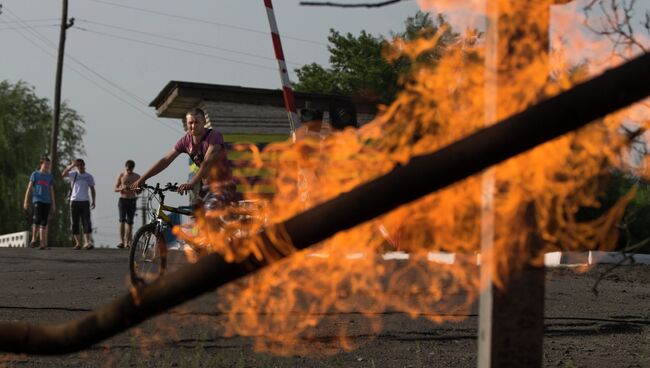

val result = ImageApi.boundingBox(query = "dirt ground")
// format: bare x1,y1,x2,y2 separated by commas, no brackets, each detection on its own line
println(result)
0,248,648,368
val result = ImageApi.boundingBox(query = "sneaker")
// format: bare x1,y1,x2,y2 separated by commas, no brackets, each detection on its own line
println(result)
83,243,94,250
73,244,81,250
39,245,47,250
29,240,39,248
116,243,126,249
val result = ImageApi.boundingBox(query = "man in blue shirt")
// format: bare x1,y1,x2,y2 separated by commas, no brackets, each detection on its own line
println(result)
23,156,56,249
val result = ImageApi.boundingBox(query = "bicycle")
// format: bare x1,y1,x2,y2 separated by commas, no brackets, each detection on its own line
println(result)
129,183,193,286
129,182,264,286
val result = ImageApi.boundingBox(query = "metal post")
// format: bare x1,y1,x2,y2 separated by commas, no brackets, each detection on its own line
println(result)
477,2,498,365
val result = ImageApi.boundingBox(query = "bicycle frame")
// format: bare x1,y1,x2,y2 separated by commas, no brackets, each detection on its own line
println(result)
147,185,193,230
130,182,267,285
130,183,193,286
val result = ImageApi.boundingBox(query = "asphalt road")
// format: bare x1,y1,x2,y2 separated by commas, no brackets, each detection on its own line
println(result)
0,248,648,368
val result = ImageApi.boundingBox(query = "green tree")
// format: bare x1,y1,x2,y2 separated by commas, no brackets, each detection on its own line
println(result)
295,29,394,102
390,12,463,73
294,11,459,104
0,80,85,246
607,174,650,254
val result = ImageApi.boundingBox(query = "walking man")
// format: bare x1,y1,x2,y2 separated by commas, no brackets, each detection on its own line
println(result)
114,160,140,249
62,158,96,250
23,156,56,249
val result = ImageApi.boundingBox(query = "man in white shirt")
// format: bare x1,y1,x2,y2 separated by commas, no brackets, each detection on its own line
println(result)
62,159,96,250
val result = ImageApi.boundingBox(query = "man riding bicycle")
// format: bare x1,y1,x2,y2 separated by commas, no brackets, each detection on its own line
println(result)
131,108,235,208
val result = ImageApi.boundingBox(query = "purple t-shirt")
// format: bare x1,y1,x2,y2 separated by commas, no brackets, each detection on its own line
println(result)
174,129,232,183
174,129,224,166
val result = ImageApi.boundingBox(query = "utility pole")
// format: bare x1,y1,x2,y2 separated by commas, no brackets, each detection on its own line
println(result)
49,0,75,172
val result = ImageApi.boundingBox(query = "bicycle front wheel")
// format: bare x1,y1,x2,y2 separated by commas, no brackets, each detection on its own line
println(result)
129,223,167,286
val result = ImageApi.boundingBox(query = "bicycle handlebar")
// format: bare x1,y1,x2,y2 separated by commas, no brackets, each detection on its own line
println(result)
139,182,180,194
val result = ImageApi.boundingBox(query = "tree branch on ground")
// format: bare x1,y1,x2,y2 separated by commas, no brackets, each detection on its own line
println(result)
591,233,650,295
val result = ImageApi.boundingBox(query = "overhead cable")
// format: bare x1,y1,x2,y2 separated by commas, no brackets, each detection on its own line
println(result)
86,0,327,46
1,6,183,134
76,19,303,67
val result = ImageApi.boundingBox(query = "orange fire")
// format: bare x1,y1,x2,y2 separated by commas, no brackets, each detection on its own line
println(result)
174,0,649,354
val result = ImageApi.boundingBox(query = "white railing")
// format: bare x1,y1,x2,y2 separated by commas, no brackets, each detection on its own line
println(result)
304,251,650,266
0,231,29,248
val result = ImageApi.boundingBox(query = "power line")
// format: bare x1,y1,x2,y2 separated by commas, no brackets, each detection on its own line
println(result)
0,18,61,24
5,18,151,107
4,12,152,109
76,19,303,67
300,0,405,7
1,6,183,134
74,26,280,72
86,0,327,47
0,24,58,31
65,52,149,106
1,9,58,47
0,11,59,61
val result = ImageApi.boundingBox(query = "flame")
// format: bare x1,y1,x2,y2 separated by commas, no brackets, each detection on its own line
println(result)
173,0,649,354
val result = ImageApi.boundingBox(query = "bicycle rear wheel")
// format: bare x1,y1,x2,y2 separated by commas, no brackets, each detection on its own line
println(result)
129,223,167,286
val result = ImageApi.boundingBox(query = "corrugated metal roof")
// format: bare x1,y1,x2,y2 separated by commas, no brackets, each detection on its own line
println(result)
149,81,379,118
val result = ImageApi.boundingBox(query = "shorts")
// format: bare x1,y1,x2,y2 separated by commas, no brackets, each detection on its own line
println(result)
118,198,137,225
32,202,51,227
70,201,92,235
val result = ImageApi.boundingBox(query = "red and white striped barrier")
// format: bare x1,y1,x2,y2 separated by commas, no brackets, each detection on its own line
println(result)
263,0,300,139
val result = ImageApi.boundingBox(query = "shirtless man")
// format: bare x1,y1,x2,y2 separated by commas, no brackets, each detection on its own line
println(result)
114,160,140,249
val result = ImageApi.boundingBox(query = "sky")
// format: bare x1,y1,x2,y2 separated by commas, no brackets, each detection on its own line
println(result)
0,0,423,247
